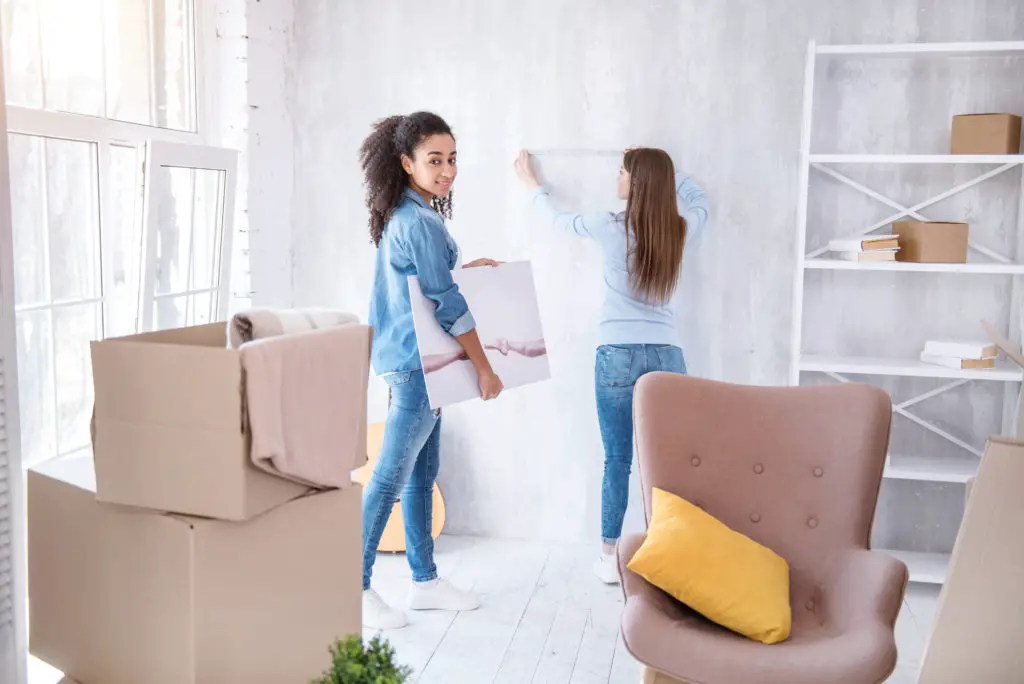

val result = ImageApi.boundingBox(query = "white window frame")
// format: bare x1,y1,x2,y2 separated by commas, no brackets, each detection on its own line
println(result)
3,0,220,336
3,2,224,469
0,3,230,681
140,139,237,332
0,47,27,684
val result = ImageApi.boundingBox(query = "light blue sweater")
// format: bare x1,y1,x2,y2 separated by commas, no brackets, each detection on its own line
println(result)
529,173,710,346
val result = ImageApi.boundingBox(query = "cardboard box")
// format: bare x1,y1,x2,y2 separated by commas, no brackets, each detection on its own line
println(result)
90,323,311,520
983,320,1024,439
892,221,968,263
951,113,1022,154
918,437,1024,683
28,455,362,684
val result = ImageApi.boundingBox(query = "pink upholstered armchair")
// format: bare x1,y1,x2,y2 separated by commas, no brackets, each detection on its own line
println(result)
618,374,908,684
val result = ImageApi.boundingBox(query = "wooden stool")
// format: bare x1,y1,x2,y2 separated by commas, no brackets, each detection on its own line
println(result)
352,422,446,552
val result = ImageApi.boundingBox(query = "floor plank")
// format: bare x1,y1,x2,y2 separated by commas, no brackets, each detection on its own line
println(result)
493,545,582,684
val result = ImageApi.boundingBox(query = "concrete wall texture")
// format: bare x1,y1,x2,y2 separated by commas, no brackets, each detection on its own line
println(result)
256,0,1024,547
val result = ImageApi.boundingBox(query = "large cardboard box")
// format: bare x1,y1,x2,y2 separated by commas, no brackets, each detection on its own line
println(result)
28,455,362,684
918,437,1024,683
950,113,1022,154
90,323,311,520
918,324,1024,681
892,221,968,263
983,320,1024,438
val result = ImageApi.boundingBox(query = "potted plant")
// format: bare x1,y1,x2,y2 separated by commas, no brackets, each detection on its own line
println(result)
310,634,412,684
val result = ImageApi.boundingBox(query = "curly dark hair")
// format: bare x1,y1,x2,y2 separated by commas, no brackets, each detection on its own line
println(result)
359,112,455,247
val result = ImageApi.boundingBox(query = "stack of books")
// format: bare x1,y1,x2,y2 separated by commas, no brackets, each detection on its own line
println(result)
827,234,900,262
919,339,999,370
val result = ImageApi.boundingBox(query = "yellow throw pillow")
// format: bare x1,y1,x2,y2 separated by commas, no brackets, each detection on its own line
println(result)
627,487,791,644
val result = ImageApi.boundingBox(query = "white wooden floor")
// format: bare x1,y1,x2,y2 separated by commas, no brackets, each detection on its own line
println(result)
28,534,940,684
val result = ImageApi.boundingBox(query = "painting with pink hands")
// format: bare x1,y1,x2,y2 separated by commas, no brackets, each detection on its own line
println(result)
409,260,551,409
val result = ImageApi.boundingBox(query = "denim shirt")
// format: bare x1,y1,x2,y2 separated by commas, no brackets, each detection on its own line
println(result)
368,187,476,375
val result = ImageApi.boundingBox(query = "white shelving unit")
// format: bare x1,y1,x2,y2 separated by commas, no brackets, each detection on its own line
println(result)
790,40,1024,586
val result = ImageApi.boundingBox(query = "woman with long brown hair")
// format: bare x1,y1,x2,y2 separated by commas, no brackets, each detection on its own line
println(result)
514,147,710,584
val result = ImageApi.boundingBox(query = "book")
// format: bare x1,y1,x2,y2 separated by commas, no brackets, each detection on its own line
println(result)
920,352,995,370
834,249,898,262
828,234,900,252
922,340,999,360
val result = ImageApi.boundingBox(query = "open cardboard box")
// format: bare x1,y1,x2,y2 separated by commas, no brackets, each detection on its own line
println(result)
28,454,362,684
963,321,1024,502
90,323,318,520
917,322,1024,682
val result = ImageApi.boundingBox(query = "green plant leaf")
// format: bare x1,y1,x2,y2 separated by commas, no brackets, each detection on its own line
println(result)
310,634,412,684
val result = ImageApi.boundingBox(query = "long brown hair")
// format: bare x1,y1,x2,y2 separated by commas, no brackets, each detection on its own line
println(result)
622,148,687,304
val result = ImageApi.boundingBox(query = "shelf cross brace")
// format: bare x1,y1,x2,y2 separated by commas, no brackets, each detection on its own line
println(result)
806,162,1019,262
823,372,984,457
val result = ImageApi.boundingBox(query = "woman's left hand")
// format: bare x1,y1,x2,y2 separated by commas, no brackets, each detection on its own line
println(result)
464,258,503,268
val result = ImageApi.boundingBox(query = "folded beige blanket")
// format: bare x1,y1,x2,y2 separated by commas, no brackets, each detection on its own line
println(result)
239,324,371,489
228,307,360,349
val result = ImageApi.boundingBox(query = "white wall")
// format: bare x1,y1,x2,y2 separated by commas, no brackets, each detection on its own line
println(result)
274,0,1024,546
214,0,296,310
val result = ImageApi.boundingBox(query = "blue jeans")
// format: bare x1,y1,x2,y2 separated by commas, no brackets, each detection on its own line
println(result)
362,370,440,590
594,343,686,544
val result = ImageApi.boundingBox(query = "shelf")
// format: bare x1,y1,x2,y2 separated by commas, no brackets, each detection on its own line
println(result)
809,154,1024,165
799,354,1023,381
884,454,977,483
816,41,1024,57
879,549,950,585
803,258,1024,275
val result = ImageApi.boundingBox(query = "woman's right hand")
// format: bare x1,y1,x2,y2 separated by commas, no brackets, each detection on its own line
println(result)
514,150,541,190
478,369,504,401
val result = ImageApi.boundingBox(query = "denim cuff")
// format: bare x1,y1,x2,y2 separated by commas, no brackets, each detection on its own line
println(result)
448,310,476,337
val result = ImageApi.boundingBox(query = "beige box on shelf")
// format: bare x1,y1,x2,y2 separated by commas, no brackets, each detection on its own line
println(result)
892,221,969,264
950,113,1022,155
28,455,362,684
90,323,312,520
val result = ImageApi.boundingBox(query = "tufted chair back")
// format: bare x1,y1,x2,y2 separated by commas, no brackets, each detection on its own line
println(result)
633,373,892,590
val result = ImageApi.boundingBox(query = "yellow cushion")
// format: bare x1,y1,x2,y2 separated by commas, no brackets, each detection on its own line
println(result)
627,487,792,644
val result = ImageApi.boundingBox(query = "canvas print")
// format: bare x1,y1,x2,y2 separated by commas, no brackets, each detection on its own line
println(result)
409,260,551,409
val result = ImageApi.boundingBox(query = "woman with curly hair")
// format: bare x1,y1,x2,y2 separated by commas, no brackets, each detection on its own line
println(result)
514,146,710,585
360,111,503,630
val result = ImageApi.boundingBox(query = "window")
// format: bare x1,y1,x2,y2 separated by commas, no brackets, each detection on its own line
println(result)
141,140,237,332
1,0,238,468
2,0,197,131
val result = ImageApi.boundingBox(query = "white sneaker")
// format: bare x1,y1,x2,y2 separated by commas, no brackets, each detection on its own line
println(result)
593,553,620,585
363,588,408,630
407,578,481,612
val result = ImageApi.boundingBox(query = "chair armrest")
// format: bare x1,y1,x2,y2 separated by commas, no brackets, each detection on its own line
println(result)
823,549,908,632
616,533,678,609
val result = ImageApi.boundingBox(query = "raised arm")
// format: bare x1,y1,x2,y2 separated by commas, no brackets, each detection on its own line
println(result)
675,172,710,252
514,150,616,239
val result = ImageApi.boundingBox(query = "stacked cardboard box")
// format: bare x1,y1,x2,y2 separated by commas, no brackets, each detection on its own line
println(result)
28,322,370,684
